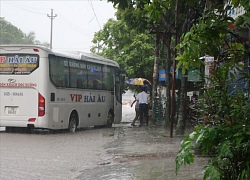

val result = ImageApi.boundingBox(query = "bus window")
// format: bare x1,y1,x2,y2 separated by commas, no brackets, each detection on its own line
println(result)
79,63,88,88
87,63,103,90
103,65,114,91
49,55,69,87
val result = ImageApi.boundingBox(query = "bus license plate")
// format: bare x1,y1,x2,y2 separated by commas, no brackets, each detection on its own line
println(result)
6,107,18,115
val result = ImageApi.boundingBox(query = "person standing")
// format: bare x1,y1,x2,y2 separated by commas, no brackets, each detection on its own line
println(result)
191,92,198,103
131,94,139,126
136,87,149,126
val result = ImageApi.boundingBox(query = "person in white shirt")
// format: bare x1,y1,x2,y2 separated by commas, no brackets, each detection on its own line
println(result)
136,87,149,126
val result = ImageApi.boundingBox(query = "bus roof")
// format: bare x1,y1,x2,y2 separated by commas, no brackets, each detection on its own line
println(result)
0,44,119,67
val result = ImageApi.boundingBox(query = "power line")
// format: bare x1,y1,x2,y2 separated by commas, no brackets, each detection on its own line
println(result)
58,15,93,34
3,1,47,15
88,0,101,30
3,1,95,35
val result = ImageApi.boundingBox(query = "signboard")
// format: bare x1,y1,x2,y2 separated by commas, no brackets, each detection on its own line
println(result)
170,67,181,79
204,56,215,87
158,69,166,82
188,68,202,82
0,54,39,74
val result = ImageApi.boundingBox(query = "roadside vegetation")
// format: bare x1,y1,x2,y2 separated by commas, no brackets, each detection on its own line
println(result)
0,18,49,47
93,0,250,179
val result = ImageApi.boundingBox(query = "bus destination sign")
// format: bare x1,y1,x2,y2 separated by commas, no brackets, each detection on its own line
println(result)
0,54,39,74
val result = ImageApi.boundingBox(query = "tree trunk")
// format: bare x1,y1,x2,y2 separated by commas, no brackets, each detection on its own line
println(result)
175,72,188,135
170,0,179,137
152,33,160,121
164,37,171,127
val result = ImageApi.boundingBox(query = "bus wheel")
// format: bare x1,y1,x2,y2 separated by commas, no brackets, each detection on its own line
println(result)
5,127,14,132
68,113,77,133
107,110,114,128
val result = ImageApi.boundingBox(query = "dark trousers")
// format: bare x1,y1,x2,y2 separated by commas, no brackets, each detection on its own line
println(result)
139,103,149,125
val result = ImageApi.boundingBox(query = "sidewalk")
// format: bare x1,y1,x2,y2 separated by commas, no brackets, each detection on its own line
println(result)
109,106,207,179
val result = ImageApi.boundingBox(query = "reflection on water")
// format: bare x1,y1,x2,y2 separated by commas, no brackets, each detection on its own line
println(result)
77,156,206,180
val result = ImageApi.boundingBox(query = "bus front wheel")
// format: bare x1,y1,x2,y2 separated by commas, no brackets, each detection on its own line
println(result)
68,113,78,133
107,109,114,128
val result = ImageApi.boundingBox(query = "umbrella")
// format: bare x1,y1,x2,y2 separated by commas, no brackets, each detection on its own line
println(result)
126,78,151,86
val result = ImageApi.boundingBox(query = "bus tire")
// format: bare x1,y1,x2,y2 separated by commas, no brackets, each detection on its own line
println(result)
5,127,14,132
68,112,78,133
107,109,114,128
26,127,32,134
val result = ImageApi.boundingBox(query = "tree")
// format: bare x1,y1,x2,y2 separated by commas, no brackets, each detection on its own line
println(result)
176,1,250,179
0,18,49,47
107,0,207,134
91,18,154,81
0,18,25,44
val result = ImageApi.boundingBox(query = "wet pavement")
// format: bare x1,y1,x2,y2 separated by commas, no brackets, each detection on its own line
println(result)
77,126,207,180
0,104,207,179
76,105,207,179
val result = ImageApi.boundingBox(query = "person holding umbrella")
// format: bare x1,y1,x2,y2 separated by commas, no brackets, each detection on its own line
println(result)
125,77,151,126
136,86,149,126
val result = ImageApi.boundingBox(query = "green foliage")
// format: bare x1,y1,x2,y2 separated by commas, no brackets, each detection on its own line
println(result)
175,130,197,173
0,18,25,44
176,60,250,179
0,18,48,47
91,18,154,80
175,1,250,174
176,1,249,73
203,162,221,180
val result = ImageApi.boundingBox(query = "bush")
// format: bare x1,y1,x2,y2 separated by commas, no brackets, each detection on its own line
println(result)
176,63,250,180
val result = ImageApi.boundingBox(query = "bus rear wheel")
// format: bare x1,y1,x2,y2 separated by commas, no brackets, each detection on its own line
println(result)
5,127,14,132
68,113,77,133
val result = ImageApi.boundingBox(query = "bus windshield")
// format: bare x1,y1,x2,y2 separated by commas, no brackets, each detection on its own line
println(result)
0,54,39,75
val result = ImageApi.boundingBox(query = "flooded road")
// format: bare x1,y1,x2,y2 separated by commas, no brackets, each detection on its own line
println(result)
0,128,115,180
0,103,207,180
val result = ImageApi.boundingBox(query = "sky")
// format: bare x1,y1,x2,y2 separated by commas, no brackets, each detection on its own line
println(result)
0,0,116,52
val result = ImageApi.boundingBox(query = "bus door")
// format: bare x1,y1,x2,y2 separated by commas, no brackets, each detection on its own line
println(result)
113,73,122,124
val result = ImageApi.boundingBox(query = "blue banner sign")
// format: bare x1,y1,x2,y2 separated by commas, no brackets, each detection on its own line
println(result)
159,69,166,82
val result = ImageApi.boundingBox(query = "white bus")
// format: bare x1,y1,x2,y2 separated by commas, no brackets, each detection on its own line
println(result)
0,45,122,132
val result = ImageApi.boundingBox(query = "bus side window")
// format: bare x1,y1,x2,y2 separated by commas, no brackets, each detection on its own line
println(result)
87,81,93,89
93,79,98,89
82,81,88,88
77,78,82,88
93,79,102,89
57,80,64,86
102,83,107,90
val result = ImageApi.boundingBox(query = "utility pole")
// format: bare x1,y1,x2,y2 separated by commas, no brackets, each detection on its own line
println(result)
0,0,2,18
47,9,57,49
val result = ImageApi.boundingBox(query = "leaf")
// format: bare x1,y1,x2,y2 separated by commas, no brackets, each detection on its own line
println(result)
235,137,243,145
218,141,233,159
204,163,221,180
